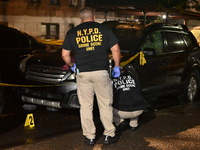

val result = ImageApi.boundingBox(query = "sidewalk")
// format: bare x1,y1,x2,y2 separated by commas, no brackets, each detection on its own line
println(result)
6,101,200,150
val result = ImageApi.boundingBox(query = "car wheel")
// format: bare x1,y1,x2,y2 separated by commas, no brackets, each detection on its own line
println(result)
185,70,200,102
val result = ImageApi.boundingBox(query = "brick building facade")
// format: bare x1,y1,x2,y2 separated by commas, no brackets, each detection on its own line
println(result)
0,0,106,40
0,0,199,40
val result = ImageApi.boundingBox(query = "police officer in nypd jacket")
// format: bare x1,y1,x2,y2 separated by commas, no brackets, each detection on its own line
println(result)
61,7,121,145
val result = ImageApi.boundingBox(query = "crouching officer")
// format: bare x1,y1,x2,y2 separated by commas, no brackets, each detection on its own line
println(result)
112,69,147,133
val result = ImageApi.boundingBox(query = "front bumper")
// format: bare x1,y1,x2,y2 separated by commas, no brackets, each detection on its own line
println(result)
21,91,79,109
21,82,80,109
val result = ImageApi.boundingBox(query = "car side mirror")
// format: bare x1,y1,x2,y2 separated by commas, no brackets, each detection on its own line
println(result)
143,47,156,56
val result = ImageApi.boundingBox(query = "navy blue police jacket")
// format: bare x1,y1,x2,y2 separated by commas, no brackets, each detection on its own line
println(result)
112,70,147,111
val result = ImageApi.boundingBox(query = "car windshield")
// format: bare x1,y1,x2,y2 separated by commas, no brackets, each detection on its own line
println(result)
103,21,145,54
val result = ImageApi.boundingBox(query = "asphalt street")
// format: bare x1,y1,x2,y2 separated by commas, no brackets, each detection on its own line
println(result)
4,100,200,150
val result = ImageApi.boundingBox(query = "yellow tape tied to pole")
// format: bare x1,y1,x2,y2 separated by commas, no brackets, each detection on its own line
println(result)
139,51,147,65
120,51,146,67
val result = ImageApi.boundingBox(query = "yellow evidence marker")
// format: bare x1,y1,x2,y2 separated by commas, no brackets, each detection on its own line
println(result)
24,113,35,128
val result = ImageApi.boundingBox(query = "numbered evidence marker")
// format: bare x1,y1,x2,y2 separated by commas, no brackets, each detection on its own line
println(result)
24,113,35,128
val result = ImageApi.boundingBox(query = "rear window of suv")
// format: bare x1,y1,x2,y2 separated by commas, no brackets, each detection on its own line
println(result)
163,32,187,53
182,34,196,50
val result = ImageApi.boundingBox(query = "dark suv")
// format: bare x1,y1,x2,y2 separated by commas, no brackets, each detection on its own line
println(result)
0,25,52,114
20,22,200,110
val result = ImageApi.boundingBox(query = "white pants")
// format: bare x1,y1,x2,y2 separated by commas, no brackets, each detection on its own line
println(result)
76,70,115,139
113,108,143,127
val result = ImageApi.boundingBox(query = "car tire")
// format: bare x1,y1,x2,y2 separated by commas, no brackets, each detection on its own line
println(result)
186,70,200,102
180,70,200,103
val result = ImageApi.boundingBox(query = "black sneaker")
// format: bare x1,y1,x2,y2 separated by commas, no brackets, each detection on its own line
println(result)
116,121,130,133
84,136,95,145
104,135,119,144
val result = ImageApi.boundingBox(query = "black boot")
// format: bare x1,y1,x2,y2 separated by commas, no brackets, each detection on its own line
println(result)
104,135,119,144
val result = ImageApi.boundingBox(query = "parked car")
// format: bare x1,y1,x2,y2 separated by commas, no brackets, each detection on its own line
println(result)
19,21,200,110
0,25,53,115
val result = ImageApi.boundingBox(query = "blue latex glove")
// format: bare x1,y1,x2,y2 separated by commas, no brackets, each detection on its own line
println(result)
70,63,76,73
112,66,120,77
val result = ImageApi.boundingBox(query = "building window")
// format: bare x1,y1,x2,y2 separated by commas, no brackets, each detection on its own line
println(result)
69,0,78,7
50,0,60,5
29,0,40,3
41,23,59,39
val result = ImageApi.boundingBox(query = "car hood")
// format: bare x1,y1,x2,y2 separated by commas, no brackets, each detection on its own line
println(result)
27,49,134,69
27,49,66,68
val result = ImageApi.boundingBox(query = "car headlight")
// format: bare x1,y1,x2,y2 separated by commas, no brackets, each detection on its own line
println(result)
60,72,76,82
67,73,76,80
19,54,33,73
61,64,76,81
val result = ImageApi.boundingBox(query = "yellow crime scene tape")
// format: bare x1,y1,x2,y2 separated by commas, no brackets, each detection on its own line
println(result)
0,82,74,87
37,39,64,46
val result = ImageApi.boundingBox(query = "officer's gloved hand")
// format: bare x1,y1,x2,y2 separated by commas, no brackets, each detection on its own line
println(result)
112,66,120,77
70,63,77,73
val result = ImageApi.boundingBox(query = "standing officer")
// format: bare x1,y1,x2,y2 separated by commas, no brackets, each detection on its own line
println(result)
61,7,121,145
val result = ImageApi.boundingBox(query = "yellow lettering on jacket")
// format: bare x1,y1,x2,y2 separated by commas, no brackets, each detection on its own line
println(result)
76,35,102,44
77,30,82,36
75,28,102,51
